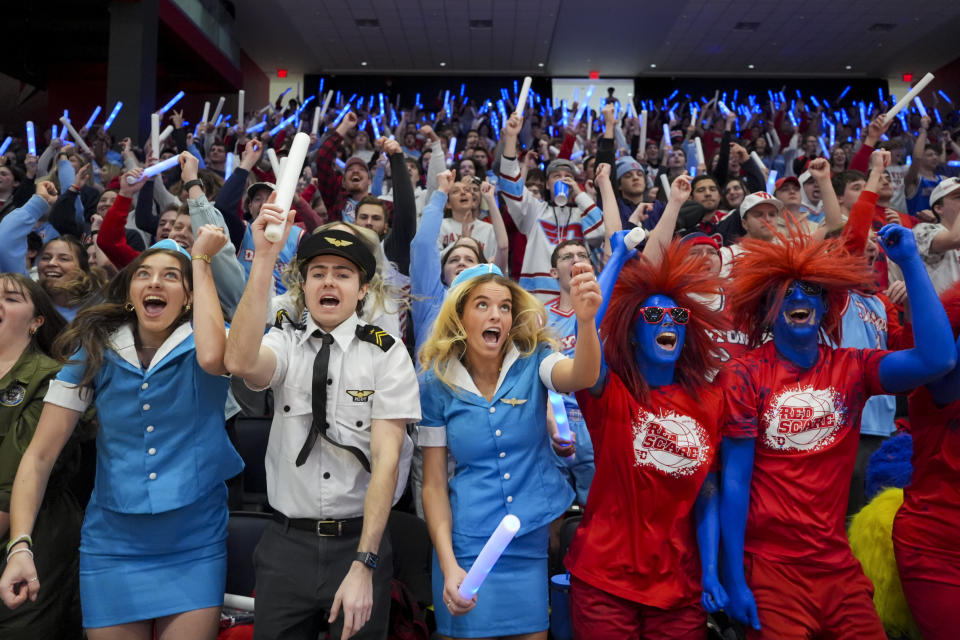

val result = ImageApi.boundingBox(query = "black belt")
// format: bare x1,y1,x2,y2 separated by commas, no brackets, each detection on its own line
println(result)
273,512,363,537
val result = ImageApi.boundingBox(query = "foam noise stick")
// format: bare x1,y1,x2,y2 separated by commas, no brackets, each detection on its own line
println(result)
514,76,532,115
83,106,102,131
885,73,934,122
126,155,180,183
60,116,93,156
548,391,572,442
457,515,522,599
26,121,36,156
103,102,123,130
158,91,185,114
265,132,310,242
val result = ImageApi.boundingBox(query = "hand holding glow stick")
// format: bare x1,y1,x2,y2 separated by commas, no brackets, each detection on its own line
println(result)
126,155,180,183
26,122,36,156
457,515,522,599
59,117,93,156
266,132,310,242
884,73,934,122
514,76,532,115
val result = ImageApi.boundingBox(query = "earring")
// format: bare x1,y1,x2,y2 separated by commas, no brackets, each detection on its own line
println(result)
124,302,135,312
184,303,192,313
28,327,37,336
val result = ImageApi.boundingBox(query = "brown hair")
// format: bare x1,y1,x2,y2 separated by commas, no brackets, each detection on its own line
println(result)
0,273,67,357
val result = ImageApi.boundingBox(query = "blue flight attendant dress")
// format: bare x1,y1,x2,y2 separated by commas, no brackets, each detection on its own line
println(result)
43,322,244,628
418,342,574,638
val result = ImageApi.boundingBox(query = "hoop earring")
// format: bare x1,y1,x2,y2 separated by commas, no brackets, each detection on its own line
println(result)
124,302,135,312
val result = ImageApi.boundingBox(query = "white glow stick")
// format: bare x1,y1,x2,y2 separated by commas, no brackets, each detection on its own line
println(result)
766,169,778,194
548,391,572,442
279,156,289,181
210,97,226,126
662,123,672,147
660,173,670,194
201,101,210,125
694,137,705,165
26,121,36,156
884,72,934,122
225,152,235,180
750,151,764,168
587,110,593,137
311,107,321,134
126,155,180,183
458,515,521,598
237,90,245,130
266,132,310,242
223,594,255,611
150,113,160,160
158,125,174,143
514,76,532,115
691,105,698,126
266,148,281,178
59,116,93,155
320,90,334,119
639,110,647,152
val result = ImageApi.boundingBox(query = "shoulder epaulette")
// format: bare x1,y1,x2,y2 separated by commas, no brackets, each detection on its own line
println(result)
355,324,395,352
274,309,305,331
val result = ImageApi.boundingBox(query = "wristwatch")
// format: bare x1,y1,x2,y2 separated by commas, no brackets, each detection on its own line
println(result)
356,551,379,570
183,179,204,193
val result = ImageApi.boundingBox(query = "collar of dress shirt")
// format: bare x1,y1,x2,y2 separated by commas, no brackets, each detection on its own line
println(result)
299,312,361,351
108,322,194,371
448,342,521,399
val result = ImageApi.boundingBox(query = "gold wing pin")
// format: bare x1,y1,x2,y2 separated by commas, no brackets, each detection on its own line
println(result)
347,389,375,402
325,237,353,247
501,397,528,407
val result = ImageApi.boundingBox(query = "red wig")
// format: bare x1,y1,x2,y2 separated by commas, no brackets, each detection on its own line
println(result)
600,241,729,403
728,223,874,349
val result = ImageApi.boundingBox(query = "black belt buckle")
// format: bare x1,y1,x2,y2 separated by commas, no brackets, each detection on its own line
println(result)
315,519,342,537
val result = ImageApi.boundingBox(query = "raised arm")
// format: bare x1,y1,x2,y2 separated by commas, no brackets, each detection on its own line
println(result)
381,138,417,274
643,173,691,264
98,169,147,269
0,187,56,274
904,116,929,197
877,224,957,392
593,163,621,261
479,180,509,272
222,196,293,388
550,263,603,393
191,225,230,374
808,157,843,236
841,151,888,255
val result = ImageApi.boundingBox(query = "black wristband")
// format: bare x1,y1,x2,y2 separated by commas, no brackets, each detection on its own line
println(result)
183,179,203,193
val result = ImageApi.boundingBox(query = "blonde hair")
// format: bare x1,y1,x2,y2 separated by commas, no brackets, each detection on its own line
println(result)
418,273,557,390
281,220,410,321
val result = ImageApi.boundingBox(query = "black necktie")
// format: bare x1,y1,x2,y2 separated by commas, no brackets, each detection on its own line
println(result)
295,330,371,472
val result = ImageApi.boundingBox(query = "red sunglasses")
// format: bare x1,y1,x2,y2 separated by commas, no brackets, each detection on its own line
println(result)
637,306,691,325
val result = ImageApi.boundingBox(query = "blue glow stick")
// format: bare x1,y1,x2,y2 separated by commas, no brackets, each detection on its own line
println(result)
371,118,380,140
444,99,452,120
246,121,266,134
51,124,57,140
878,87,885,104
838,86,851,102
787,110,798,127
335,158,346,171
83,106,101,131
948,160,960,167
914,96,928,118
934,108,942,124
318,78,324,95
103,101,123,130
59,119,69,142
223,115,232,123
214,114,224,128
357,97,364,109
766,169,778,194
415,93,421,108
331,104,352,127
722,92,728,106
790,99,796,113
572,88,580,103
573,85,595,123
829,122,835,148
545,98,552,113
0,137,11,156
717,101,731,116
280,88,292,99
224,152,235,180
348,94,357,104
767,89,775,104
548,391,572,442
733,90,739,103
268,112,297,136
897,111,908,131
497,100,508,127
458,515,522,599
906,155,912,166
358,120,367,131
560,100,568,127
379,93,386,116
938,90,952,104
298,94,316,112
778,91,786,104
668,89,678,102
128,154,180,183
26,121,36,156
795,89,802,99
461,83,466,98
748,94,756,106
500,88,509,103
809,95,820,108
158,90,185,114
818,136,830,156
336,90,342,105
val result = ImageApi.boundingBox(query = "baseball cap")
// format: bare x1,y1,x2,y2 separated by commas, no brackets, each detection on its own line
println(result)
344,156,369,173
246,182,276,201
296,229,376,282
679,231,720,251
930,177,960,208
739,191,785,219
149,238,191,260
797,171,813,185
449,263,504,289
774,176,801,192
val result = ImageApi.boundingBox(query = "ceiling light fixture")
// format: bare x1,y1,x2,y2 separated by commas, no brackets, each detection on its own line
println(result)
649,63,657,68
361,61,368,66
440,61,447,67
748,64,755,69
845,64,852,70
538,62,544,68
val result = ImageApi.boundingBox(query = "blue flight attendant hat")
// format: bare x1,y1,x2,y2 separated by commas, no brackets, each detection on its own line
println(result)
149,238,192,260
449,263,503,289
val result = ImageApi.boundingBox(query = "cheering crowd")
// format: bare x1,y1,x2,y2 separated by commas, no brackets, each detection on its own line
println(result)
0,78,959,640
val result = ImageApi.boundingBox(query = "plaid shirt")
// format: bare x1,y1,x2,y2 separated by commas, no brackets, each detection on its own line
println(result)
314,131,391,223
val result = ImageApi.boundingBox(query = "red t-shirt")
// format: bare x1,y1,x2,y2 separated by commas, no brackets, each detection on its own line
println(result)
720,342,890,566
893,385,960,567
567,372,721,608
712,290,750,366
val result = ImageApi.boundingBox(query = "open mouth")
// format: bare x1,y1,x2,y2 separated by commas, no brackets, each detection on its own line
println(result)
785,308,815,325
482,327,501,346
656,331,678,350
143,295,168,318
42,269,63,280
319,295,340,309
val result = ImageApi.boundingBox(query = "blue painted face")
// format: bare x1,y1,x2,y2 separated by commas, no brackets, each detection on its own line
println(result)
772,280,827,344
633,294,686,367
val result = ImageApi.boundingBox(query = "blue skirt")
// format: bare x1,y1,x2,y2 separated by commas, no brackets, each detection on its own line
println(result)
79,484,229,628
433,525,549,638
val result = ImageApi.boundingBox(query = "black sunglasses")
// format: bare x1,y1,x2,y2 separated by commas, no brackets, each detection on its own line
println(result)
638,306,690,325
785,281,824,297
